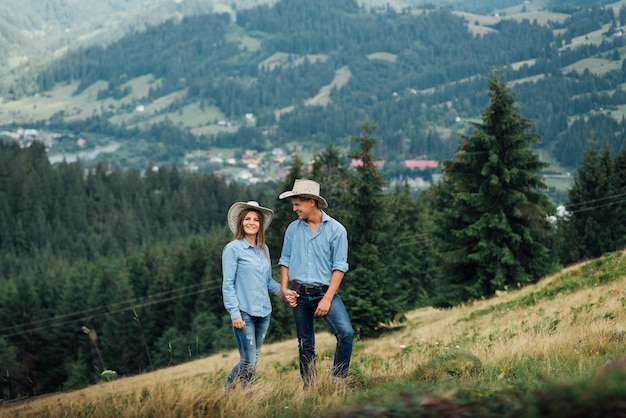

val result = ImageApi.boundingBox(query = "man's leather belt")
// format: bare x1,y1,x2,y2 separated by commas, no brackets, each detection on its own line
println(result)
292,281,328,296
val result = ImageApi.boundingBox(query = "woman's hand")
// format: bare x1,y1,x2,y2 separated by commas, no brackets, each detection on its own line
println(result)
284,289,299,307
232,318,245,329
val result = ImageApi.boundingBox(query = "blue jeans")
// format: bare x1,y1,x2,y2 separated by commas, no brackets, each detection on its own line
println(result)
225,311,271,389
292,293,354,387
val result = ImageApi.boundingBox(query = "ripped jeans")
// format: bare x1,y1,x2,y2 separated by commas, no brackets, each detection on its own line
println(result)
225,311,271,388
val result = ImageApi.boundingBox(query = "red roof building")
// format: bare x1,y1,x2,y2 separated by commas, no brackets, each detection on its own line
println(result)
404,160,439,170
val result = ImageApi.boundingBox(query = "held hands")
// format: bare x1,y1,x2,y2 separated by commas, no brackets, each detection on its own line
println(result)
282,289,299,307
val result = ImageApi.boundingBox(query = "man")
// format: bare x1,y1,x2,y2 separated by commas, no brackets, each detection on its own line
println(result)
278,179,355,389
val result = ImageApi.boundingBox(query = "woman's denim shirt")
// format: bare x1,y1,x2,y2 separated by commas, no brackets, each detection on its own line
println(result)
222,239,281,321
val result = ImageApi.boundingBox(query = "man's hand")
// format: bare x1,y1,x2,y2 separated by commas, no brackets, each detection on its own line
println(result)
315,297,332,316
283,289,299,307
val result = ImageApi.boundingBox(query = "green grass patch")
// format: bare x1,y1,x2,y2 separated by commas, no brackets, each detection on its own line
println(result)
326,356,626,418
304,66,352,107
0,81,91,123
460,251,626,322
508,58,537,71
562,57,622,76
119,74,158,98
226,26,262,51
329,369,626,417
259,52,328,71
367,52,397,62
503,11,570,26
568,22,613,48
455,7,569,38
140,102,225,128
608,103,626,121
190,123,239,136
0,74,162,125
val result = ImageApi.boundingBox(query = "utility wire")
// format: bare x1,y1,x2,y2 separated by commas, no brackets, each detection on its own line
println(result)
0,282,222,338
0,282,211,334
566,197,626,214
562,191,626,210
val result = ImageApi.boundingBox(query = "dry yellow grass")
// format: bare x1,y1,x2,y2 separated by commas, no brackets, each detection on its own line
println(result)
2,256,626,417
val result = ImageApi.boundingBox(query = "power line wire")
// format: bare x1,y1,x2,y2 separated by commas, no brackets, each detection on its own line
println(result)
566,196,626,214
0,282,222,338
563,191,626,210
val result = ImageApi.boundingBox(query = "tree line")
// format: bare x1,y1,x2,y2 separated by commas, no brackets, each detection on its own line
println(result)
0,140,258,270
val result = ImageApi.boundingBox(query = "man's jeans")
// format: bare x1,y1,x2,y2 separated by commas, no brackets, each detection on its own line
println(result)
225,311,271,388
292,293,354,387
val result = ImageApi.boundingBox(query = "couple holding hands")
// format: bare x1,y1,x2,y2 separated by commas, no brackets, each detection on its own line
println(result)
221,179,354,391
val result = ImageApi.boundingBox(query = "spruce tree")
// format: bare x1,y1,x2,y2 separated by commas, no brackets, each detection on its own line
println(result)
268,153,305,260
388,184,441,309
310,143,350,218
558,143,626,263
0,336,19,399
431,71,555,307
341,120,402,337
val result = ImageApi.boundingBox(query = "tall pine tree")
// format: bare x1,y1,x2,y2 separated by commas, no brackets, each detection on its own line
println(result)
431,70,555,307
269,153,305,260
310,143,350,216
341,120,403,337
558,143,626,263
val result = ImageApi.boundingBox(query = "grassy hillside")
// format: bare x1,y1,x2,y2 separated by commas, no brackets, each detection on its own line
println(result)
3,251,625,417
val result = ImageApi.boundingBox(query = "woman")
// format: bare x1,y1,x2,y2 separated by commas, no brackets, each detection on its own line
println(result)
222,200,296,390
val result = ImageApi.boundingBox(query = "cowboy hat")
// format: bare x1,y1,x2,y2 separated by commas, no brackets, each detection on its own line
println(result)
279,179,328,208
227,201,274,234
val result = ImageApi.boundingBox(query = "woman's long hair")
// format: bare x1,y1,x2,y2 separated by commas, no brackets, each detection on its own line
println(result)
234,209,270,261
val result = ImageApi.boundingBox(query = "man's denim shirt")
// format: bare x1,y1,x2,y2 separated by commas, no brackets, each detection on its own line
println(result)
222,239,281,321
278,211,349,287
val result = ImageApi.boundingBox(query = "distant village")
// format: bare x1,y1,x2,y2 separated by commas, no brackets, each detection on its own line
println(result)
0,127,60,149
183,145,440,191
1,126,440,191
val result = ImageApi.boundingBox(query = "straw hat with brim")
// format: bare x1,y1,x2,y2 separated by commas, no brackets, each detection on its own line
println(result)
227,201,274,234
279,179,328,208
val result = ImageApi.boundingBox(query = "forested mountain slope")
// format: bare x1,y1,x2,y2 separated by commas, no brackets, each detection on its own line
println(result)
0,0,462,76
0,0,272,75
2,0,626,174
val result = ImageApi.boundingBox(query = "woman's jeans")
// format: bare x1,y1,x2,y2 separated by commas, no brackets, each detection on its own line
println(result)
225,311,271,388
292,293,354,387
